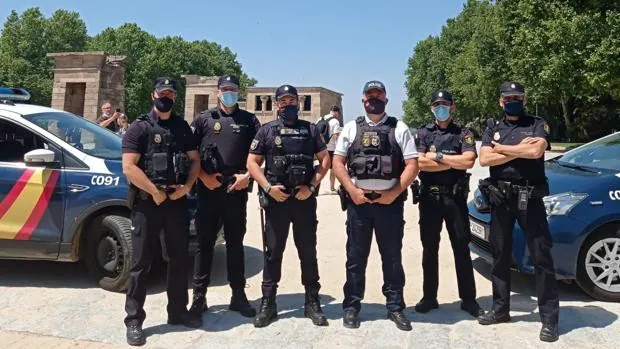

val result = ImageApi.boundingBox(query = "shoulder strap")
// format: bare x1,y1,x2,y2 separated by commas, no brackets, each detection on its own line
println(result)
385,116,398,128
355,116,365,124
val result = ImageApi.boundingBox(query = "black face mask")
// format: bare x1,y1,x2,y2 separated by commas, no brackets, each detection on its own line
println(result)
154,97,174,113
279,104,299,127
364,97,386,115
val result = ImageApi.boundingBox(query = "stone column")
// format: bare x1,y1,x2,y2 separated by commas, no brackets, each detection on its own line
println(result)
260,95,269,111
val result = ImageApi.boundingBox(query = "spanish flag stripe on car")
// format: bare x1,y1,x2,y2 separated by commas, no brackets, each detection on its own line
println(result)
0,168,60,240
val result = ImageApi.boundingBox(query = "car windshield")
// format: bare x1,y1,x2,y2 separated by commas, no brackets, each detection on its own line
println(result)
556,132,620,171
24,112,121,160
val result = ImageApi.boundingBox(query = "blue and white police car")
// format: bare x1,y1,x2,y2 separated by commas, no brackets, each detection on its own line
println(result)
469,131,620,301
0,87,203,292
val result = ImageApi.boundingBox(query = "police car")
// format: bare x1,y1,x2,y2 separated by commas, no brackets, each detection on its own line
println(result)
0,87,205,292
468,132,620,301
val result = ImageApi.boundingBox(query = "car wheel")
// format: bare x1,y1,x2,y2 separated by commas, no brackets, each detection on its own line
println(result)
84,215,132,292
576,224,620,302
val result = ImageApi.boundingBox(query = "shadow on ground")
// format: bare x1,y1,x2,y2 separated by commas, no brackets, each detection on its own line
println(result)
0,244,263,292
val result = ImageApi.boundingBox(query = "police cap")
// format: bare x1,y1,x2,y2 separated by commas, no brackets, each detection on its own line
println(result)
363,80,386,94
431,90,453,105
154,77,177,93
275,84,298,100
218,74,240,89
500,81,525,97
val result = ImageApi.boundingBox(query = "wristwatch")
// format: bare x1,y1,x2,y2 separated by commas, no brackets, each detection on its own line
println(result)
435,152,444,162
263,184,272,194
308,184,317,195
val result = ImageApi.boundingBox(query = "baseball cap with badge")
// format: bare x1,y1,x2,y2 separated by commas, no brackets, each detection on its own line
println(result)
431,90,454,105
218,74,240,89
500,81,525,97
363,80,386,94
275,84,299,100
154,77,177,93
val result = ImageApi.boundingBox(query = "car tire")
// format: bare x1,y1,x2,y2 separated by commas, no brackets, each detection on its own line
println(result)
84,215,132,293
576,224,620,302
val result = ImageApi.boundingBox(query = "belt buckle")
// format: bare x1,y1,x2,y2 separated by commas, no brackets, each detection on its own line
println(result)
429,185,440,193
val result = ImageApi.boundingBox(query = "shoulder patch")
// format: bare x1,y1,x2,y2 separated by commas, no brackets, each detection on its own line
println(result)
250,139,259,150
543,122,550,135
464,134,474,145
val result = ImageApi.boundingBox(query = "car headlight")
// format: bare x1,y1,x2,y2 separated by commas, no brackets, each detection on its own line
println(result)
543,193,588,216
473,188,490,212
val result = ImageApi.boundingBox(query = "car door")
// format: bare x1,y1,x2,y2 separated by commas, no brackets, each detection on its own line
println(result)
0,118,66,259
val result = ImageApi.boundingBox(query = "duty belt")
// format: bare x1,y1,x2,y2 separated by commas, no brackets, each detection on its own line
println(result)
138,185,175,200
495,180,548,199
420,184,454,196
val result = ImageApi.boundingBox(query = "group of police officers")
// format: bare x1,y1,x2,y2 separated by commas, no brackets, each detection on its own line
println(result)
120,76,559,346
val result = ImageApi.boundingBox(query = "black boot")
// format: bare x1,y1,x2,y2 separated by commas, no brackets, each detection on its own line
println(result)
414,298,439,314
343,309,360,329
461,299,483,317
387,311,412,331
189,288,208,316
167,312,203,328
254,296,277,328
478,310,511,325
126,324,145,346
540,322,559,342
229,289,256,318
304,289,328,326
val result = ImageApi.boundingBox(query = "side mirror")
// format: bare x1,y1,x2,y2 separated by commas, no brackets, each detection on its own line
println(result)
24,149,59,168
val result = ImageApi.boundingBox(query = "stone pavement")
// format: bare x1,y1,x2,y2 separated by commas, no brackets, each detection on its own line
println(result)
0,147,617,348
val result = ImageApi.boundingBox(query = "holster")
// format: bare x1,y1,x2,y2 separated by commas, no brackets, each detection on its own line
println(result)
410,180,420,205
338,187,348,211
258,189,269,208
127,184,138,208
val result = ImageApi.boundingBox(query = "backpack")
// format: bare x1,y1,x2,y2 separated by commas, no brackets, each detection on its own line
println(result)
316,116,334,143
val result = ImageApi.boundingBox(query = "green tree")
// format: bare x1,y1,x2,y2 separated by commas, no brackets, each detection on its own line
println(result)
0,8,87,105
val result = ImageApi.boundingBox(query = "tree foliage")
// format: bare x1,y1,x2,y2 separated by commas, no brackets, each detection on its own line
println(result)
0,8,256,120
404,0,620,141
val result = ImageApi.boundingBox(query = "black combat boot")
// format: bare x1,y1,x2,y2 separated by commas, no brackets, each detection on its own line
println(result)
461,299,484,317
540,322,559,342
253,296,277,328
126,323,145,346
478,309,511,325
387,310,412,331
189,288,208,316
414,298,439,313
229,288,256,318
343,309,360,329
304,288,328,326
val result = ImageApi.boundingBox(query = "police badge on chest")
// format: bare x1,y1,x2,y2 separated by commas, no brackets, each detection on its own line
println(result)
362,132,380,148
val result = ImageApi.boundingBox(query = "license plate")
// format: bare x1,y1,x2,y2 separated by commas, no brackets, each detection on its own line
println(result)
470,220,487,241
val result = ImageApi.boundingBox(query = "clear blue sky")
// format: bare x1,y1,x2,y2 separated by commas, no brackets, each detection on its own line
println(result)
2,0,466,122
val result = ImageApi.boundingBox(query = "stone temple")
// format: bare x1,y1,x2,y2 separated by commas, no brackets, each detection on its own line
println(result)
48,52,343,125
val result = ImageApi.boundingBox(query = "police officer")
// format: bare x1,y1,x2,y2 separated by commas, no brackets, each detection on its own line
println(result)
246,84,331,328
414,90,482,317
122,78,201,346
478,82,559,342
332,81,418,331
190,74,260,318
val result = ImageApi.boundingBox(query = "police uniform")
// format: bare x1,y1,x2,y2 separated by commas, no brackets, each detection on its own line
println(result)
122,78,199,338
478,82,559,341
250,85,327,328
335,80,418,330
190,75,260,316
414,90,481,316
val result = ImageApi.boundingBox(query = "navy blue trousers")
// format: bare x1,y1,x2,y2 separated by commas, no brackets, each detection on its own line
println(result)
343,200,406,312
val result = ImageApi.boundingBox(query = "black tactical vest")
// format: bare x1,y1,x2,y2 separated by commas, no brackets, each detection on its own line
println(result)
199,108,253,175
347,116,403,180
138,114,188,186
265,120,315,188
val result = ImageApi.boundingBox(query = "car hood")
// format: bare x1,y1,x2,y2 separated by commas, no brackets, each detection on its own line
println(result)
545,160,614,194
